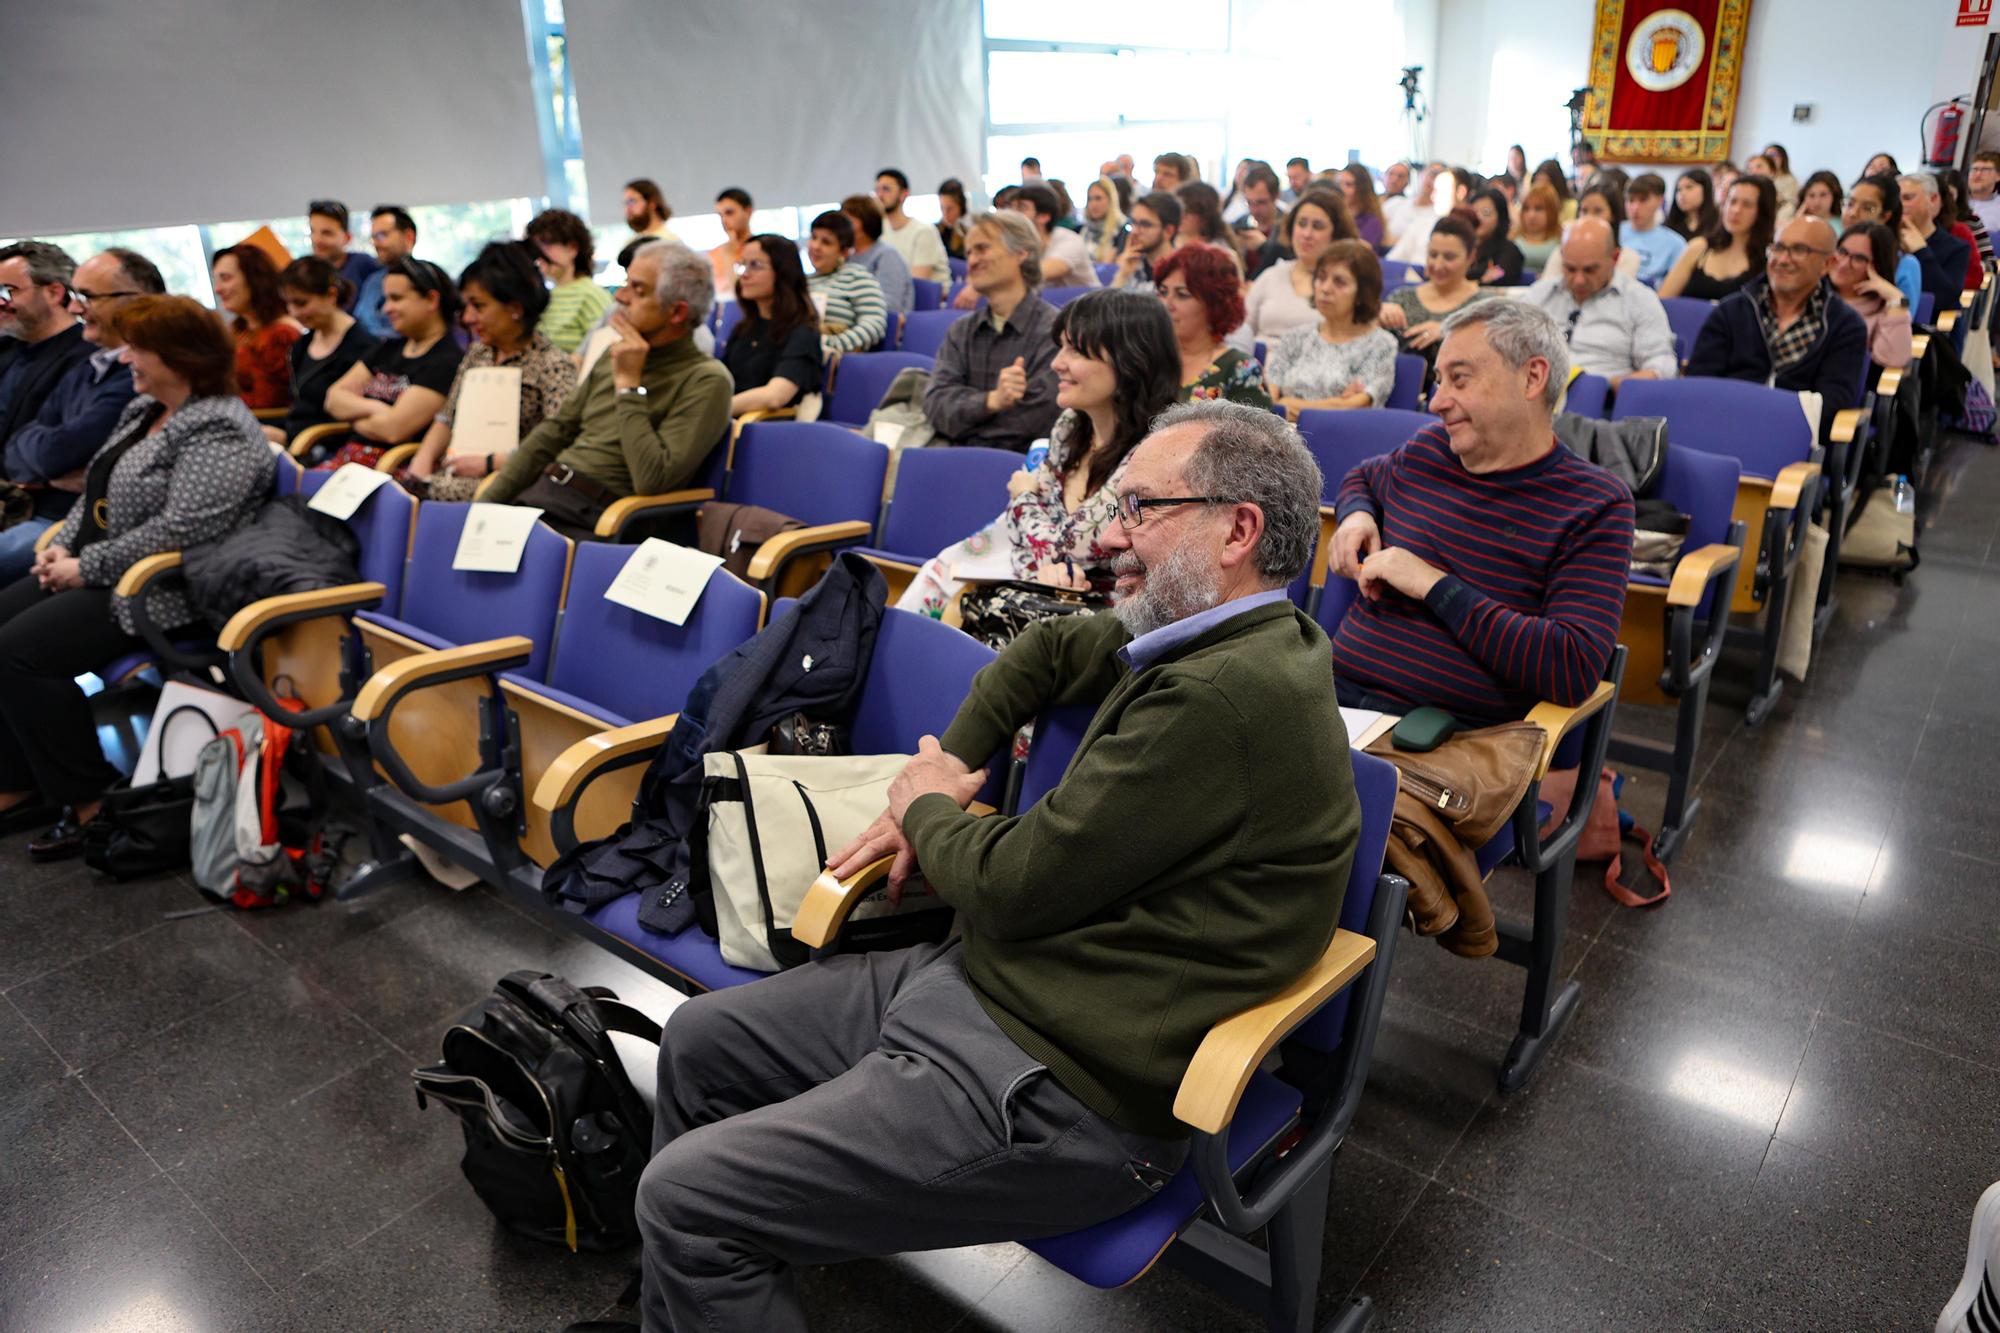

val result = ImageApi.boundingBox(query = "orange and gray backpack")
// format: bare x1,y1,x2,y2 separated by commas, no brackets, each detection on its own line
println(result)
190,699,337,908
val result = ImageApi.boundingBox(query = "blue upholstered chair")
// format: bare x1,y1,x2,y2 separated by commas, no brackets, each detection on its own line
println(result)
1561,372,1611,419
1041,286,1093,308
849,446,1022,604
720,422,890,597
823,351,934,427
1659,295,1715,367
897,309,962,360
1386,353,1427,411
911,278,942,312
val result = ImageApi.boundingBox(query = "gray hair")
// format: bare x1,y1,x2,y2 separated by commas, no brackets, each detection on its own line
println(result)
968,210,1042,290
1439,299,1571,412
1152,399,1323,587
0,240,77,288
630,240,715,326
1899,171,1940,200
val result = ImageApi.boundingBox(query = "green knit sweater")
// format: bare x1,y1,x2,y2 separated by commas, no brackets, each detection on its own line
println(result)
904,601,1361,1138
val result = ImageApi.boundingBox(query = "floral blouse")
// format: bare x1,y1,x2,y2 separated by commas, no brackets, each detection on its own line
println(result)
1000,409,1129,589
1182,346,1273,410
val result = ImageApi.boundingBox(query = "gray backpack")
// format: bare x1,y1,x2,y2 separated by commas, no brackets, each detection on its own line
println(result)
190,715,263,896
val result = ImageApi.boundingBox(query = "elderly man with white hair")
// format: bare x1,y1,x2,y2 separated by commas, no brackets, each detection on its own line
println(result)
1897,170,1972,310
1519,216,1678,386
485,241,732,539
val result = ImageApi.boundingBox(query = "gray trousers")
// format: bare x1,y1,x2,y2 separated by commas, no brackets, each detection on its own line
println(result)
638,940,1187,1332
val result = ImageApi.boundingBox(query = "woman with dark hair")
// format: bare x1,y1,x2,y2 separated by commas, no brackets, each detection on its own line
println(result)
894,289,1180,624
1469,188,1524,285
1379,215,1494,356
211,244,300,410
1507,145,1529,182
1268,241,1399,419
1936,169,1992,287
270,256,370,444
1661,176,1775,300
1243,189,1356,343
319,257,463,469
1831,221,1913,370
1667,168,1719,240
525,208,611,353
1797,171,1844,223
1863,152,1900,181
1532,159,1576,224
1154,244,1269,408
1173,181,1244,274
722,234,822,415
1842,173,1923,308
936,179,970,259
1747,148,1799,215
0,295,272,858
402,241,576,500
1338,164,1388,251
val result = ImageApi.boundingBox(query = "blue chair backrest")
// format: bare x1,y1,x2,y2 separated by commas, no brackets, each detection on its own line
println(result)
1380,260,1421,288
911,279,942,312
824,351,935,426
1094,261,1118,285
1315,574,1359,638
1386,354,1426,410
898,310,962,360
1521,268,1539,284
848,609,997,764
876,447,1019,557
1042,286,1092,308
948,257,968,280
1292,749,1399,1052
713,300,743,350
882,310,901,350
1019,704,1097,810
548,544,764,722
1660,296,1715,364
1613,378,1812,480
297,469,416,619
272,448,303,496
1563,373,1611,419
1649,445,1741,618
728,422,888,529
1294,408,1439,502
1915,291,1936,326
397,503,569,679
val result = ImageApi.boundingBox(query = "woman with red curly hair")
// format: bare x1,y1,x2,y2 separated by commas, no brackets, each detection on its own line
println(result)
1154,244,1270,409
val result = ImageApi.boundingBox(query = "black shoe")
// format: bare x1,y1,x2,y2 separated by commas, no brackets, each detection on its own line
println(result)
0,800,58,837
28,807,87,862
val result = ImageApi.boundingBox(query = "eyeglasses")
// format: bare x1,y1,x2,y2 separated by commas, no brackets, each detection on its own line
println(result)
1115,492,1236,529
732,260,771,275
1766,242,1833,260
72,288,140,310
1833,248,1874,265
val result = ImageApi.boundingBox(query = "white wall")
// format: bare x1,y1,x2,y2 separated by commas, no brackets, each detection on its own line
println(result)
1432,0,1992,179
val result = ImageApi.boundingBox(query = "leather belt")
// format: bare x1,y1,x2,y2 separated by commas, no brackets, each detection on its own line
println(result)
541,463,618,504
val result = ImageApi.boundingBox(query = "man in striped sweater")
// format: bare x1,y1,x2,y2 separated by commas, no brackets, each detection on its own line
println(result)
805,210,889,357
1327,300,1633,725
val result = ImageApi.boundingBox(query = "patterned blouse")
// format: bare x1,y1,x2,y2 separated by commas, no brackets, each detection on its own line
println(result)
1267,324,1400,407
1181,347,1273,410
422,332,578,501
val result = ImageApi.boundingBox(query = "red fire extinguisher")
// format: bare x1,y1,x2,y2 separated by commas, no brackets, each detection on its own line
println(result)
1933,101,1965,167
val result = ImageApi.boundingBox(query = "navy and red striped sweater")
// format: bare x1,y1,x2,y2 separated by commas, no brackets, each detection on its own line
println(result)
1331,425,1634,725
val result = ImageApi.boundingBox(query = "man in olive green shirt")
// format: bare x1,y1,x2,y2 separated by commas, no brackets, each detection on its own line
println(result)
613,401,1360,1333
490,242,732,539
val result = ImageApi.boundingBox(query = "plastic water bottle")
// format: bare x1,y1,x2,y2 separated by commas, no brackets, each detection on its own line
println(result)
1024,440,1050,473
1892,475,1915,515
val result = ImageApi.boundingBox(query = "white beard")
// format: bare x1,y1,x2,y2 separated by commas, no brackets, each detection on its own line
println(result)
1109,534,1223,638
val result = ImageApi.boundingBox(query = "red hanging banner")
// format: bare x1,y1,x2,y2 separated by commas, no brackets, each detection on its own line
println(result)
1580,0,1755,163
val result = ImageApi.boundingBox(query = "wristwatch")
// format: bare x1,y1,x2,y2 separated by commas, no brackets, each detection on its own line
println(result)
617,384,648,399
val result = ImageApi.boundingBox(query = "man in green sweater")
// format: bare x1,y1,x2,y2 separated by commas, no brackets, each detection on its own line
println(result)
611,401,1359,1333
488,241,731,540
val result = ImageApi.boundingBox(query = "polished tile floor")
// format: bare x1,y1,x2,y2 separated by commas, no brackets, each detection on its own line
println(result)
3,442,1997,1332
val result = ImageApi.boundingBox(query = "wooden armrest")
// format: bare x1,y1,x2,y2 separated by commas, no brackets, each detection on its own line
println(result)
251,406,289,422
744,521,873,581
1313,506,1339,587
734,407,796,432
1172,929,1377,1135
373,443,421,474
792,856,894,950
1961,289,1977,309
858,554,922,580
33,525,60,554
288,421,347,459
350,636,533,723
1664,543,1740,608
1524,679,1616,781
113,550,182,598
593,488,717,538
1876,367,1904,397
1939,309,1960,333
216,580,388,652
1912,333,1931,360
532,714,679,813
1829,408,1864,446
1767,460,1820,511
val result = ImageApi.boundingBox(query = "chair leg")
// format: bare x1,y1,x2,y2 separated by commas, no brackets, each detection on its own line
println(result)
1742,545,1791,729
1650,671,1710,863
1495,853,1582,1094
1265,1155,1332,1333
1322,1296,1376,1333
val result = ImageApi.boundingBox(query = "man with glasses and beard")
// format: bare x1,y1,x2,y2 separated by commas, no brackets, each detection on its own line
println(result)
576,400,1360,1333
1687,214,1868,417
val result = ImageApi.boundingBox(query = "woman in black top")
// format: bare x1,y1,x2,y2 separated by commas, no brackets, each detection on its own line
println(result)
1667,168,1720,241
1469,188,1525,285
1661,176,1776,301
723,234,823,415
269,256,372,444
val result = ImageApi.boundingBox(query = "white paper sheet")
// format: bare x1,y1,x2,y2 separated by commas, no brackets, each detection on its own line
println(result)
445,365,522,459
576,326,620,382
949,546,1017,582
1339,708,1391,750
305,463,392,520
452,502,544,574
602,538,725,625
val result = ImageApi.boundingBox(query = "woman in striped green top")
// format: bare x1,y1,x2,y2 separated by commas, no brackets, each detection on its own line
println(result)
526,208,614,353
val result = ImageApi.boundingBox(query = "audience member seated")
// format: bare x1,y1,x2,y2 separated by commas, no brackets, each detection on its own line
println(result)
1761,143,1802,215
1573,186,1643,279
1831,222,1913,370
719,234,823,415
1531,160,1578,225
526,209,613,355
1327,298,1633,735
0,243,93,458
873,170,949,282
1711,160,1741,202
1379,161,1416,235
486,242,730,540
1110,191,1182,296
924,211,1060,452
842,194,916,312
270,258,371,445
1009,185,1098,290
1936,170,1991,284
1231,165,1286,264
1284,155,1313,204
1380,216,1495,363
1899,172,1972,309
1385,164,1447,262
1687,216,1868,419
1243,190,1355,344
319,258,463,469
1173,182,1246,275
1470,188,1525,285
1523,217,1677,386
1660,176,1775,300
1513,182,1566,275
1863,152,1900,181
1339,164,1389,252
626,394,1346,1333
0,249,157,579
1744,153,1791,217
1796,171,1844,225
1967,152,2000,237
1620,173,1688,286
306,199,378,312
624,178,678,243
897,289,1181,619
1267,242,1399,421
1081,177,1128,267
210,245,301,411
0,296,273,861
805,211,890,356
403,242,576,502
1570,141,1601,195
1665,169,1718,241
1154,245,1271,408
353,205,417,340
935,177,970,260
707,187,753,296
1151,152,1189,193
1843,173,1925,309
